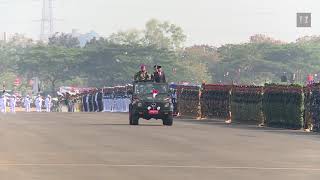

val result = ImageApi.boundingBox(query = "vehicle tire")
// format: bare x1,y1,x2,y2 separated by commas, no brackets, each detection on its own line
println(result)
163,114,173,126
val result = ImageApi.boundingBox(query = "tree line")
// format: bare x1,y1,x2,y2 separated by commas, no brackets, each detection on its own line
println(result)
1,20,320,94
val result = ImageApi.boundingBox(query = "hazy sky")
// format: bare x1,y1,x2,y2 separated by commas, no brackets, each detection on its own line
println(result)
0,0,318,46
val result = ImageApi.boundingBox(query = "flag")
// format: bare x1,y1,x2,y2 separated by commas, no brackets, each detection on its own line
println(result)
152,89,159,98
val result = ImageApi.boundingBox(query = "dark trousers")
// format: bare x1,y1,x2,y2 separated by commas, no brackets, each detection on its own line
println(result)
98,101,103,112
89,102,93,112
93,101,98,112
83,102,88,112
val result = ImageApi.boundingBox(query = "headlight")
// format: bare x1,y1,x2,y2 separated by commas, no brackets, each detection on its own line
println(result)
164,103,170,108
157,107,161,110
147,106,151,110
138,102,142,107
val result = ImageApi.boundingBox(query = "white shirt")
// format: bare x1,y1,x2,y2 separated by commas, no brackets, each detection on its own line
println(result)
35,97,43,105
45,97,51,105
95,93,98,102
86,95,89,103
24,97,31,105
10,97,16,105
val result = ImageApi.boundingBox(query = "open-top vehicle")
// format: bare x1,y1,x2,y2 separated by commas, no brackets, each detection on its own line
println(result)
129,81,173,126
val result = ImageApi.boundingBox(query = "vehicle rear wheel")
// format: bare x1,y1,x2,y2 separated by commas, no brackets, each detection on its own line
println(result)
163,114,173,126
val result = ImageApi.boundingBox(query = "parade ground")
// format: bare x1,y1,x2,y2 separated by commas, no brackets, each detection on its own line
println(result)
0,113,319,180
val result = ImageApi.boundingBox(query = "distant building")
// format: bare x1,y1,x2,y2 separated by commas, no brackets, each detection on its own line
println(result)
71,29,100,47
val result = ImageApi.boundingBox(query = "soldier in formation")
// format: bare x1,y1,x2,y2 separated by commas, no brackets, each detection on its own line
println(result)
103,88,114,112
45,95,52,112
0,94,6,113
82,93,88,112
97,89,104,112
35,95,43,112
9,95,17,113
24,95,31,112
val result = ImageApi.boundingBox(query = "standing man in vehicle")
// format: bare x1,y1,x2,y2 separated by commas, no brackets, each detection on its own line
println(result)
134,64,150,81
153,65,166,83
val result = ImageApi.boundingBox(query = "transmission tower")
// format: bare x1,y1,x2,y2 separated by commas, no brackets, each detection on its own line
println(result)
40,0,54,41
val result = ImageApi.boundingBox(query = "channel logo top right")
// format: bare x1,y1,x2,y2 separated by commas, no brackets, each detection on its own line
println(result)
297,13,311,27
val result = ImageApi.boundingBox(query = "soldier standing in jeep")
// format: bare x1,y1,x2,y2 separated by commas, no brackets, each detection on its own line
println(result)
134,64,150,82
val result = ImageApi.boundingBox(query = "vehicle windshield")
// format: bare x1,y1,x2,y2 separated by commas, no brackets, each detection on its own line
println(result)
134,83,168,95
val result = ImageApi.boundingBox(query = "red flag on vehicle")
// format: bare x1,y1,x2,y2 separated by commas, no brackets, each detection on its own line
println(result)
152,89,159,98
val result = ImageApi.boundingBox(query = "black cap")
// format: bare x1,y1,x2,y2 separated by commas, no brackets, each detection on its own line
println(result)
156,65,162,69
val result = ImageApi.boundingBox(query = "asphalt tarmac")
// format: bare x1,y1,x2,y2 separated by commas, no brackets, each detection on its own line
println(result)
0,112,319,180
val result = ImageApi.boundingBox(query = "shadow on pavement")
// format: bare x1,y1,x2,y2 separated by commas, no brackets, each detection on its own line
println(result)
176,118,319,138
87,123,164,127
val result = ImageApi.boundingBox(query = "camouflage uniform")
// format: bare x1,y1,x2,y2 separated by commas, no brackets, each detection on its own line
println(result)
134,71,150,81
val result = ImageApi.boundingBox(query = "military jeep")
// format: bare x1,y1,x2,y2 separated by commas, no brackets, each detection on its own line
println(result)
129,81,173,126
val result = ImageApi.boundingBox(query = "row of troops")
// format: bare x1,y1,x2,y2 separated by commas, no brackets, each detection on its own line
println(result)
58,86,133,113
0,93,53,113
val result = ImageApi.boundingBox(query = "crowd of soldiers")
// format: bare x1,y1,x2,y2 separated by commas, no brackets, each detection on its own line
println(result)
0,65,169,113
55,64,166,112
0,90,53,113
56,85,132,113
102,86,132,112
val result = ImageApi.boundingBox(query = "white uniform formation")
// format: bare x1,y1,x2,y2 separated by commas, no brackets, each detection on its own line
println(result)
0,95,16,113
103,96,131,112
32,95,52,112
0,94,53,113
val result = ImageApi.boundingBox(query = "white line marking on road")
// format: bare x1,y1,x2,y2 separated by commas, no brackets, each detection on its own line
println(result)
0,164,319,171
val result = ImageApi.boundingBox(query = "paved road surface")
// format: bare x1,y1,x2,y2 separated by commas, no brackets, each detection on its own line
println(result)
0,113,319,180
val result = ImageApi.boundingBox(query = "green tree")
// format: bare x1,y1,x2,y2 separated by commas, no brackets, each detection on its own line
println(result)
109,29,144,45
16,45,82,93
49,33,80,48
144,19,187,50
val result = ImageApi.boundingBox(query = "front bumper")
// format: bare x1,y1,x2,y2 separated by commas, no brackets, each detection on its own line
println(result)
131,102,173,119
138,110,173,119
